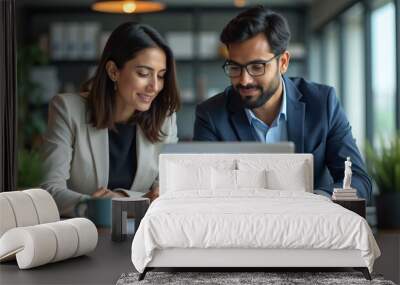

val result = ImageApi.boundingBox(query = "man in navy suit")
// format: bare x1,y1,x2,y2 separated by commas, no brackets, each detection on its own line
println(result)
193,6,372,201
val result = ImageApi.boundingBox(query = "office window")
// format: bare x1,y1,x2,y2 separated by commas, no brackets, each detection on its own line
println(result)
371,1,396,147
323,22,340,98
342,4,365,151
309,34,322,84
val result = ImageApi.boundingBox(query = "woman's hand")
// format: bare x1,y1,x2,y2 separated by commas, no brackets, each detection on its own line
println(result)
92,187,108,198
92,187,127,198
144,186,159,203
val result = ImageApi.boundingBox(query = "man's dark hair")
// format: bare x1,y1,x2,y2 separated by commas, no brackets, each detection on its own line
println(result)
220,6,291,55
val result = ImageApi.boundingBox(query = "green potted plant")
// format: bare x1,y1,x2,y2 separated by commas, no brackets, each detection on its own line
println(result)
17,45,48,150
366,134,400,229
17,149,44,189
17,45,48,189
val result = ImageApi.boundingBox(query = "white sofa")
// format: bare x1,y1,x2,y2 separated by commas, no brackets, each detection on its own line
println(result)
0,189,98,269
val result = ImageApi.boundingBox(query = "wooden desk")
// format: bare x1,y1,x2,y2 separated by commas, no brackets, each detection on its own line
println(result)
0,229,133,285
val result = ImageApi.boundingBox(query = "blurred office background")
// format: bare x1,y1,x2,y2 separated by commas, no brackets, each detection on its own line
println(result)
11,2,398,188
14,0,400,206
15,0,309,145
13,0,399,191
14,0,399,148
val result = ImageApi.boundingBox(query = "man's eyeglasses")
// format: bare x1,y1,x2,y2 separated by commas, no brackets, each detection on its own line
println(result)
222,54,281,78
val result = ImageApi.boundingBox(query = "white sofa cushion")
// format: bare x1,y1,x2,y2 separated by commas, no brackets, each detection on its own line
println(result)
0,189,98,269
42,222,79,262
0,196,17,237
0,189,60,238
24,189,60,223
0,225,57,268
0,218,97,269
64,218,98,257
1,191,40,228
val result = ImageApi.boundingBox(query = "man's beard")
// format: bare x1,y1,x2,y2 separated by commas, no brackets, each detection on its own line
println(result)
234,72,281,109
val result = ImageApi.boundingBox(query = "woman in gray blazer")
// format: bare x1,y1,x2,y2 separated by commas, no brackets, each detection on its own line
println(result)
41,22,180,216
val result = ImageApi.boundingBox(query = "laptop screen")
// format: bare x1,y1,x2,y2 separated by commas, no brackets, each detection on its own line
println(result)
161,142,295,154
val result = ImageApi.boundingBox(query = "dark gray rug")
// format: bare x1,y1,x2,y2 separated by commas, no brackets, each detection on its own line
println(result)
116,271,396,285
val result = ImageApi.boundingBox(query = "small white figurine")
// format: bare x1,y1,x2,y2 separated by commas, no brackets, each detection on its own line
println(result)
342,157,352,190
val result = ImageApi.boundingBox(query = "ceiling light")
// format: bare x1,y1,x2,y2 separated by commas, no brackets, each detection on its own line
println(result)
92,0,165,14
234,0,246,7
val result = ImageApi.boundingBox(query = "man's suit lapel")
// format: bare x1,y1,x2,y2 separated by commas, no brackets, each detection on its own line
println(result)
284,76,305,153
227,87,255,141
230,112,255,141
87,124,109,188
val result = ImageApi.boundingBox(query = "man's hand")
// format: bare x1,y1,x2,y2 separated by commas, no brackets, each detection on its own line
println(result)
144,186,159,203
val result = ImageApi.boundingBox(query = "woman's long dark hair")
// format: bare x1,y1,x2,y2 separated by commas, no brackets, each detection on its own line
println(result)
83,22,180,143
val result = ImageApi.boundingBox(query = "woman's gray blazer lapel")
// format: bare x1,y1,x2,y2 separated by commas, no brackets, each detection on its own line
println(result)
41,94,177,215
86,121,157,193
85,111,176,195
132,125,158,191
87,123,109,189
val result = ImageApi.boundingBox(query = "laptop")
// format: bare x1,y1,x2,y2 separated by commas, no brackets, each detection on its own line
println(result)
161,142,295,154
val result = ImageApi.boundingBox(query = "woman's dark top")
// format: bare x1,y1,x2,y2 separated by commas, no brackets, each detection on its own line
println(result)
108,123,137,190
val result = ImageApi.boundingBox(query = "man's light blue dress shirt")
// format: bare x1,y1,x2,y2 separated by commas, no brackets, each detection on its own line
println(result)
244,78,288,143
244,79,330,197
